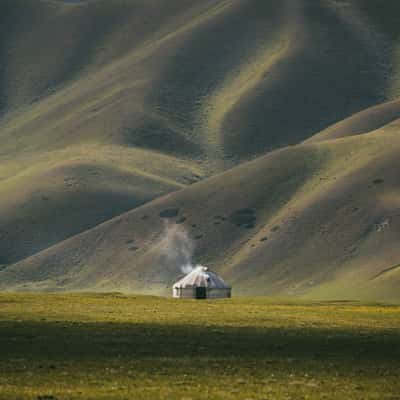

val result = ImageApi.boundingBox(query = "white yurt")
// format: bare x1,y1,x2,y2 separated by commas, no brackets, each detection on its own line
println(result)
172,266,231,299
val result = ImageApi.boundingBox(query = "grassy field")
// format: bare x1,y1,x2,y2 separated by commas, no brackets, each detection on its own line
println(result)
0,293,399,400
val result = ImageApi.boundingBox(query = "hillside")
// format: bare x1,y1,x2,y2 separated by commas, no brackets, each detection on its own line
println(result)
1,0,400,301
2,111,400,302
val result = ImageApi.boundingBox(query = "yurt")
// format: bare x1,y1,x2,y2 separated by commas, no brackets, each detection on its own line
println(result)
172,266,231,299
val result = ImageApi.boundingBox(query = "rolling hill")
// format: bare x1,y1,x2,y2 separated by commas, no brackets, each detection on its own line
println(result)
1,0,400,301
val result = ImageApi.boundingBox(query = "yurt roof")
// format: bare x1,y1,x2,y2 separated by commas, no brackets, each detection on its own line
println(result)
173,266,231,289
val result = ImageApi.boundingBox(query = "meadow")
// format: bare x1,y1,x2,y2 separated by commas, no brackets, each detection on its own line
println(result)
0,293,399,400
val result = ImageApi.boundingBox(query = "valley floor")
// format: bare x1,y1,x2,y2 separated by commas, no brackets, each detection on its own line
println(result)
0,294,399,399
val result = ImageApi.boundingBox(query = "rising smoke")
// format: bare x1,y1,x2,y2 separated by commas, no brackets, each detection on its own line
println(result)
158,222,200,274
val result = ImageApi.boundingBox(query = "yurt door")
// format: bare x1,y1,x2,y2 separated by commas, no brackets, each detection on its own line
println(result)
196,287,207,299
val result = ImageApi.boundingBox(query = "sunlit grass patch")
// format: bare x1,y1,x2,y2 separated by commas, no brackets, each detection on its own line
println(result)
0,293,399,399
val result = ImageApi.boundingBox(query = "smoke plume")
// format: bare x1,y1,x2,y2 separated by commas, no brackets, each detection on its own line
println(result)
158,223,197,274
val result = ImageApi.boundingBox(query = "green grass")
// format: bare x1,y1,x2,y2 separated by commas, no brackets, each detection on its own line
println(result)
0,293,399,400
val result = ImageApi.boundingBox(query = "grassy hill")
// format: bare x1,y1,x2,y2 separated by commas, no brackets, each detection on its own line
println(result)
2,109,400,302
1,0,400,300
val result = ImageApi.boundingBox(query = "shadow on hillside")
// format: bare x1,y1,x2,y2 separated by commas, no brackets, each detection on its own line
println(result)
1,320,399,364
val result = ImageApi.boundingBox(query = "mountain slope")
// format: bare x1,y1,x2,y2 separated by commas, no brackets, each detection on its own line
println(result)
0,145,201,265
2,0,399,161
1,0,400,300
306,98,400,143
2,113,400,303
